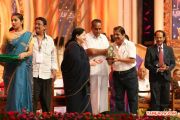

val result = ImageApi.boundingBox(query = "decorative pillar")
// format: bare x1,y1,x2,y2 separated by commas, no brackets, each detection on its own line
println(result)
118,0,138,43
132,0,138,43
154,0,164,31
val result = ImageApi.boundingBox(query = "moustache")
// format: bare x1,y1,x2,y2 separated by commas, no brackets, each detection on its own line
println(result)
114,36,120,39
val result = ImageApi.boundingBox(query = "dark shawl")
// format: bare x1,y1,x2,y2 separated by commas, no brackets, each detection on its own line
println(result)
61,41,91,113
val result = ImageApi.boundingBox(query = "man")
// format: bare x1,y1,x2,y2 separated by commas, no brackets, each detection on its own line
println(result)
172,69,180,99
32,17,58,112
144,30,175,111
84,19,109,114
108,26,138,114
138,67,150,100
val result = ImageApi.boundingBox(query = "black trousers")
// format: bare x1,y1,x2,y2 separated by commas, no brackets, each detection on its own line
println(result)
113,67,138,114
33,77,52,112
150,78,170,111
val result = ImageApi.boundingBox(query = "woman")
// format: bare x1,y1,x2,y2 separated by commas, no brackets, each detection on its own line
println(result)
61,27,92,113
1,13,33,112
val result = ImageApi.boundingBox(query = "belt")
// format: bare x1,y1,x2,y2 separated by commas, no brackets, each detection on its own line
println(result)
113,67,136,75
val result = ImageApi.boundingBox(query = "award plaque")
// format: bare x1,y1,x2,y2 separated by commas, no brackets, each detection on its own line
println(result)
106,45,116,60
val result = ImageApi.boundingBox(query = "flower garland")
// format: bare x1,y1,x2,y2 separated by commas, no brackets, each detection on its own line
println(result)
0,110,179,120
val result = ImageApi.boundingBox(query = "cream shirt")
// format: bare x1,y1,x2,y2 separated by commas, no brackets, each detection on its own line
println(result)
85,32,109,75
138,77,150,97
32,33,58,79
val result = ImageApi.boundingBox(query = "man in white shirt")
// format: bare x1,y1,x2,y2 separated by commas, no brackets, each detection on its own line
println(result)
107,26,138,114
138,67,150,99
32,17,58,112
84,19,109,114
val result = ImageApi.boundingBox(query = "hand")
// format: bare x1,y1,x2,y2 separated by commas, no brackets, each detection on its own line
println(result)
94,59,103,64
18,52,27,59
158,67,166,72
106,58,114,65
158,64,169,72
104,49,108,55
90,60,97,66
51,69,57,80
113,57,120,62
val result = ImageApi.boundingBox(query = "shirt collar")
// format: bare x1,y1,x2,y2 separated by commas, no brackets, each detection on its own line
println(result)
123,39,129,45
157,44,163,49
115,38,128,47
90,31,103,39
33,32,47,39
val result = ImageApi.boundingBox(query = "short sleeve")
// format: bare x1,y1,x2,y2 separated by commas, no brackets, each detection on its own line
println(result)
128,42,136,58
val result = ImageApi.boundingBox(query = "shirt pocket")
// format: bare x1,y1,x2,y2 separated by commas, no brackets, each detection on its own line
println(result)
43,46,52,56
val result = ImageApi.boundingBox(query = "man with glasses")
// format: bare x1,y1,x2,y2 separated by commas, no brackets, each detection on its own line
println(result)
145,30,175,111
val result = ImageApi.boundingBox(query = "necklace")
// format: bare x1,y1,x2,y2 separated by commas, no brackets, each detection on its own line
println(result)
14,30,25,36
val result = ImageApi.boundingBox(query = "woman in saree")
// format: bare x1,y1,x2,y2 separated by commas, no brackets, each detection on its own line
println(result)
61,27,92,113
1,13,33,112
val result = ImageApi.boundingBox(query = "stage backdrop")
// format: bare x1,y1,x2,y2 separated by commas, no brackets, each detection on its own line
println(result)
0,0,139,45
0,0,139,81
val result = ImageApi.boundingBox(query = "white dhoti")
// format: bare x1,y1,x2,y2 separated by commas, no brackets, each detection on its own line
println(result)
84,33,110,114
90,75,109,114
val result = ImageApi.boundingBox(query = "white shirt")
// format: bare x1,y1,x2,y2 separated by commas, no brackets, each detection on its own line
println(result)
138,77,150,97
157,44,163,52
33,33,58,79
85,32,109,75
112,39,136,71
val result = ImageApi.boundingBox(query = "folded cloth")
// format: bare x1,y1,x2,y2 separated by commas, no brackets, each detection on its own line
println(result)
0,54,19,62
